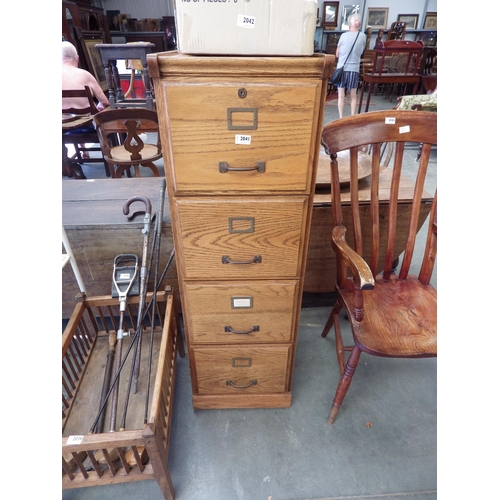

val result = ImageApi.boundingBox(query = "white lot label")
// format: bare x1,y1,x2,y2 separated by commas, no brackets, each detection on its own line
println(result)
235,134,252,145
399,125,411,134
237,14,256,29
385,117,396,124
66,435,84,445
232,296,253,308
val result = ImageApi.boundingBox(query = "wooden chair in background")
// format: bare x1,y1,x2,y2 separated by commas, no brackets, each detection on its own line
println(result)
387,21,407,40
320,110,437,425
93,107,162,178
358,40,424,112
62,85,110,179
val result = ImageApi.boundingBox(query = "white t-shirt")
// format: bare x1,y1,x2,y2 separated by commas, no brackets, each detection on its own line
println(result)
337,31,367,72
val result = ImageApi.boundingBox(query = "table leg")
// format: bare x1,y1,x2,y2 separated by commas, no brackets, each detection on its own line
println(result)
357,81,366,114
364,83,374,113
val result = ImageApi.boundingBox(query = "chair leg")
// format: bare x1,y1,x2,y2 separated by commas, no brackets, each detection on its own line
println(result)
69,162,86,180
333,312,345,376
114,165,133,178
327,345,361,425
141,162,161,177
103,160,111,178
321,299,343,338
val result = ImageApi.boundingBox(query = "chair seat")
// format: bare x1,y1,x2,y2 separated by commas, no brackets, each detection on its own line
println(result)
108,144,161,164
339,274,437,357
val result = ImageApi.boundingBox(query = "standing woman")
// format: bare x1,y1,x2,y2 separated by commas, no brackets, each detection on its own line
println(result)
335,13,366,118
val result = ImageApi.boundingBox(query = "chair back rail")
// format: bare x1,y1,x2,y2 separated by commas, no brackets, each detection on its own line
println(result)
322,110,437,287
62,86,100,115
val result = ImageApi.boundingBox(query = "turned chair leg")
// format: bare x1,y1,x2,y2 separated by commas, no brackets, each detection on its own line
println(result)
327,345,361,424
141,162,161,177
321,299,343,338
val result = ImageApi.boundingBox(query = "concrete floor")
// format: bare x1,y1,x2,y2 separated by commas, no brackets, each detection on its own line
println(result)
62,91,438,500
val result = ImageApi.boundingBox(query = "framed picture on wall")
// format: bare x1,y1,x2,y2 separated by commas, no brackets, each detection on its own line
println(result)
397,14,419,30
107,10,120,31
322,2,340,29
366,8,389,30
74,28,108,92
341,5,360,30
423,12,437,29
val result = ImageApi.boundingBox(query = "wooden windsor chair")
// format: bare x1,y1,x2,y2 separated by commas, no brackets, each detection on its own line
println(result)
320,110,437,425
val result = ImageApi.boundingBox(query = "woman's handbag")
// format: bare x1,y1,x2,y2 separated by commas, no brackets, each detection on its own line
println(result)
329,31,361,86
331,66,344,85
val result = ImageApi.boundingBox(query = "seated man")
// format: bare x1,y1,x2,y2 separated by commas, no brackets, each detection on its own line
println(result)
62,41,109,112
62,41,110,160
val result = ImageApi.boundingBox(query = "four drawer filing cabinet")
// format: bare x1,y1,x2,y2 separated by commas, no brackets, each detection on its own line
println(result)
148,51,335,409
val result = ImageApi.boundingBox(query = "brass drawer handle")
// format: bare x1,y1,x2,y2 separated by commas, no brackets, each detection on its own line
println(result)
225,325,259,334
226,379,257,389
222,255,262,265
219,161,266,173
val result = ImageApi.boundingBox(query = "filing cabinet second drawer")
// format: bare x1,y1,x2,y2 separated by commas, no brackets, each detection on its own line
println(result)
175,196,308,279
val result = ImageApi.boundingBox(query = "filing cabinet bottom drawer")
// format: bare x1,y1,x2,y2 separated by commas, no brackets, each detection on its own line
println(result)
192,345,291,396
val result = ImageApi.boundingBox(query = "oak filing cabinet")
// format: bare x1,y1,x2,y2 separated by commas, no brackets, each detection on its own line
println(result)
148,51,335,409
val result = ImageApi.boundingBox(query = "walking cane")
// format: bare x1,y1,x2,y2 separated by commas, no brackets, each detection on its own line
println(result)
124,195,152,394
143,178,166,423
120,195,152,430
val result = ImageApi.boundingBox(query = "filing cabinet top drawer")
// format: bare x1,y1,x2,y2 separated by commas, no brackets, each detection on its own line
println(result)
159,82,320,194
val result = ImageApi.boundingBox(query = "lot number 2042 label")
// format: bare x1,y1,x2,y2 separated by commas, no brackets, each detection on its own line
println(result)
237,14,256,29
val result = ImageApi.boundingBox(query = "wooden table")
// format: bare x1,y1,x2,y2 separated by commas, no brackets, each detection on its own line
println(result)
95,42,156,110
304,151,432,293
62,178,177,318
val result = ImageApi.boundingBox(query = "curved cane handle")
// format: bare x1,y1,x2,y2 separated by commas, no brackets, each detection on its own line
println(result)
123,196,152,217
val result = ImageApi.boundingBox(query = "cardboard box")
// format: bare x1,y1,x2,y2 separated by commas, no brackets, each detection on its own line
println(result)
174,0,317,56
